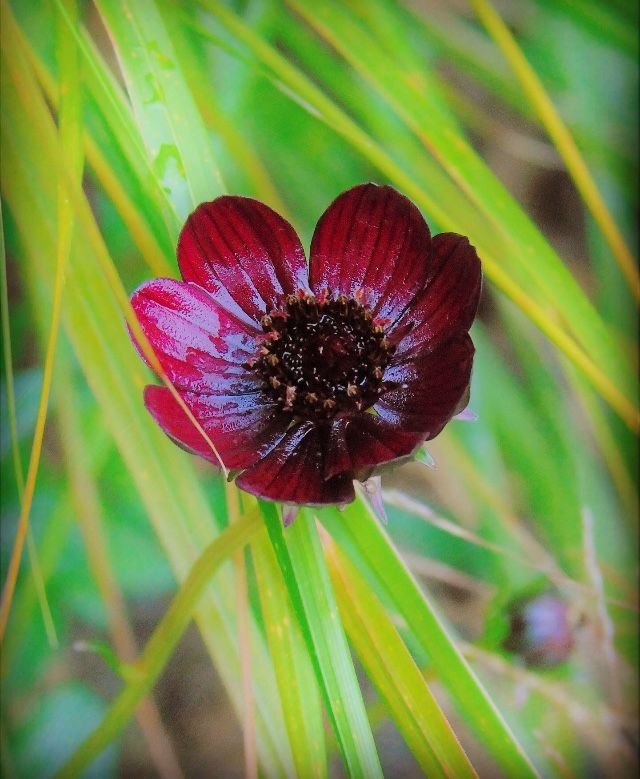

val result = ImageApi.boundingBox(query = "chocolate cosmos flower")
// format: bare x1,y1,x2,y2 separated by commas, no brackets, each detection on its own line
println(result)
130,184,481,506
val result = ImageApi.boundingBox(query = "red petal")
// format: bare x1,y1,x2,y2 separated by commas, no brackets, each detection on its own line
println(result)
325,414,425,480
309,184,431,321
130,278,261,394
144,386,287,470
178,196,310,322
236,422,355,505
376,334,475,439
389,233,481,356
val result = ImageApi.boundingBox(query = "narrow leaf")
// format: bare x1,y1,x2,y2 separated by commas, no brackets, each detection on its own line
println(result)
252,529,327,779
54,511,262,779
322,498,541,779
322,528,478,779
261,502,383,779
96,0,225,217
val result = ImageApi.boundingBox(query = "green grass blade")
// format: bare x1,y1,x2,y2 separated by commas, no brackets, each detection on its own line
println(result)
95,0,225,217
535,0,638,57
53,510,262,779
164,3,289,214
252,529,327,779
322,498,542,779
271,10,491,241
54,351,185,779
50,0,180,240
322,528,478,779
0,204,24,493
261,502,383,779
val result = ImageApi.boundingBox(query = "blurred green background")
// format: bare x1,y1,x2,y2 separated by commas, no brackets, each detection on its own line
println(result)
1,1,637,777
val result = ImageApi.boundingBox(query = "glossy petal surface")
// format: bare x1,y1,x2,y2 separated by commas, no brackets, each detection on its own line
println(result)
376,334,475,439
144,386,286,469
236,422,355,505
309,184,431,322
389,233,481,356
131,278,260,394
325,415,425,480
131,186,481,507
178,196,310,322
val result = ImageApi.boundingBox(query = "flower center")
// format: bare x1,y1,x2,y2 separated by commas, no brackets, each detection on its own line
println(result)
252,292,395,419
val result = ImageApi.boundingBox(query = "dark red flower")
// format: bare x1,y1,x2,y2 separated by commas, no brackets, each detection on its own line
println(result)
130,184,481,506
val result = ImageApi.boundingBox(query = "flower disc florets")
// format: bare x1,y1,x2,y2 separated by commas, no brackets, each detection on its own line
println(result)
253,292,395,419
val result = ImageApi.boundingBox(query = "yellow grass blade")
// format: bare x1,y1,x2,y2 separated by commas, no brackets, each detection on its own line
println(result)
0,205,58,648
0,208,67,642
227,483,258,779
482,252,639,431
472,0,639,302
54,510,262,779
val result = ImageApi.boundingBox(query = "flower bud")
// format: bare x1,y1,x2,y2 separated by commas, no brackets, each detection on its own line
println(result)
503,593,574,668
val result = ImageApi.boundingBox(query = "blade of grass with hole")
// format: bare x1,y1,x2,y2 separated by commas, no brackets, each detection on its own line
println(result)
95,0,225,218
49,0,180,241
